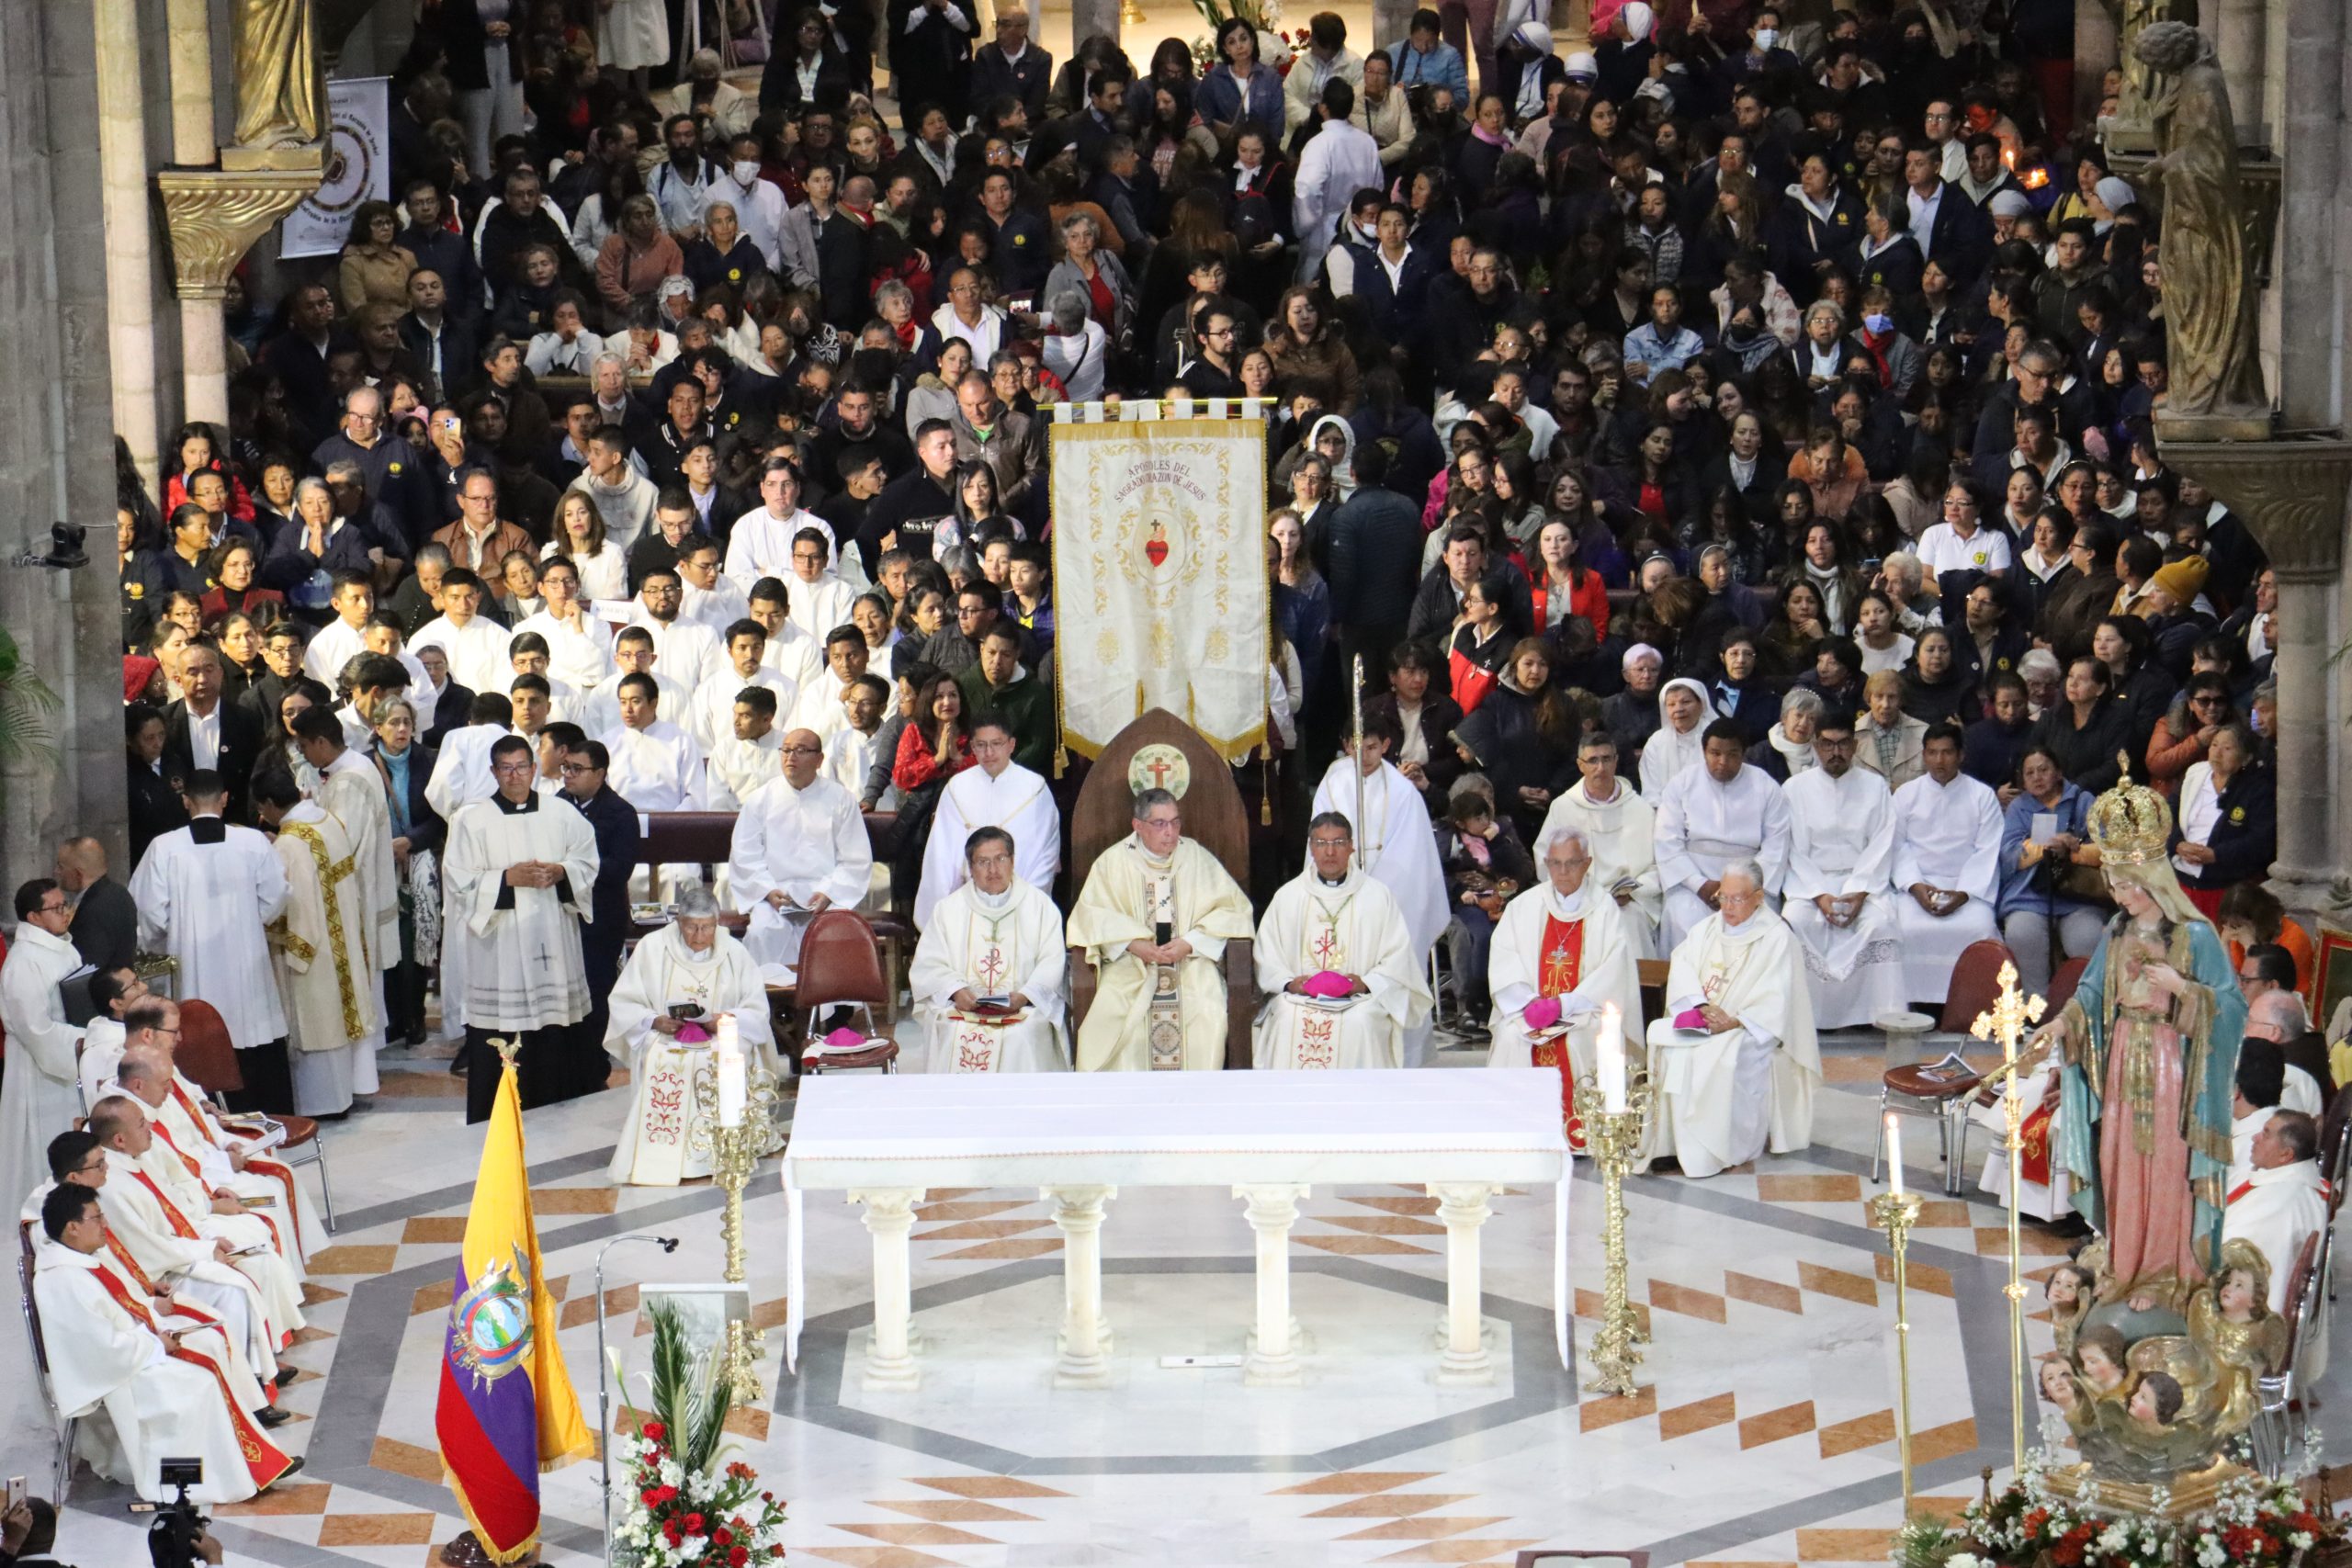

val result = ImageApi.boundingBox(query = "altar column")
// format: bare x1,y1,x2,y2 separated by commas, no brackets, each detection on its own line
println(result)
1236,1184,1308,1387
851,1187,926,1390
1429,1181,1498,1386
93,0,160,486
1047,1184,1116,1389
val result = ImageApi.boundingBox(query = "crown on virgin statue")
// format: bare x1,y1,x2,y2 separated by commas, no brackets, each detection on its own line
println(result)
2086,753,2173,866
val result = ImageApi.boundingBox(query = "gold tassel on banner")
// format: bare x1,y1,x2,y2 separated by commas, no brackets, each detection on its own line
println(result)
1261,745,1274,825
1055,741,1069,779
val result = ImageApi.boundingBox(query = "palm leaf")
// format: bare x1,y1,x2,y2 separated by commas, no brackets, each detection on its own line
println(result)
640,1299,741,1476
0,626,60,767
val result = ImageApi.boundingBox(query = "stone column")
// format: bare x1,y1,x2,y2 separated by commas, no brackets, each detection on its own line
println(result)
1376,0,1419,51
164,0,216,163
93,0,160,487
0,0,130,889
2211,0,2267,145
1046,1184,1116,1389
2073,0,2117,131
1070,0,1120,50
1429,1181,1498,1386
2276,0,2346,430
851,1187,926,1391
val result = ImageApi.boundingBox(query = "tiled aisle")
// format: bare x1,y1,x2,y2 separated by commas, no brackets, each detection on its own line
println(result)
5,1032,2341,1566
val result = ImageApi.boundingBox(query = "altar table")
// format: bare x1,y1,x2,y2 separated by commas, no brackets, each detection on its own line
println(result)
781,1069,1571,1390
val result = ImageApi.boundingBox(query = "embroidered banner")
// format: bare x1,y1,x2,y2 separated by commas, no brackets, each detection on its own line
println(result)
1049,409,1270,761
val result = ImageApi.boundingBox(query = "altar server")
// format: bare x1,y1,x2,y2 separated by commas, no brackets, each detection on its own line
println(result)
704,689,786,810
1067,787,1256,1071
910,826,1070,1072
32,1182,299,1504
424,695,514,1043
408,569,513,697
1643,859,1821,1178
0,878,87,1213
1651,721,1792,951
1253,813,1431,1069
509,556,617,689
255,774,382,1116
130,771,292,1111
914,716,1060,929
728,728,873,967
627,566,724,690
1889,722,2004,1005
600,673,707,811
1780,715,1906,1028
443,734,602,1120
576,627,695,738
1486,827,1644,1143
1309,716,1449,958
684,620,797,751
1537,732,1662,957
606,887,778,1184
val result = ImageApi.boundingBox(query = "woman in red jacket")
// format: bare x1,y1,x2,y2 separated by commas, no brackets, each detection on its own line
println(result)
1529,519,1610,637
892,671,975,797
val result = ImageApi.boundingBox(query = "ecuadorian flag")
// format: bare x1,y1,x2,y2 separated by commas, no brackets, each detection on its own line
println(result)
435,1044,594,1562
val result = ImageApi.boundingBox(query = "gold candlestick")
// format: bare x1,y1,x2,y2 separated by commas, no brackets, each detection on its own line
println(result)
1971,961,2045,1472
1871,1187,1925,1512
691,1054,787,1404
1571,1066,1651,1396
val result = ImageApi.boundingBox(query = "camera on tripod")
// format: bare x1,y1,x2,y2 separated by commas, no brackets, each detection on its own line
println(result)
141,1457,209,1568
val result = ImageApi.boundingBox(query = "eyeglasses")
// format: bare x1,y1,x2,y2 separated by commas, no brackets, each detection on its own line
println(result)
781,745,822,756
559,761,599,775
35,900,67,915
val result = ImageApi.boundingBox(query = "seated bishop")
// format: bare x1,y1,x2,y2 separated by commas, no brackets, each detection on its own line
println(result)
1643,859,1822,1179
1067,787,1255,1071
912,716,1061,931
1779,716,1907,1029
606,886,782,1186
31,1181,300,1505
1253,813,1432,1069
1889,722,2005,1007
1652,721,1792,953
910,826,1069,1072
1486,826,1644,1145
1309,718,1450,1065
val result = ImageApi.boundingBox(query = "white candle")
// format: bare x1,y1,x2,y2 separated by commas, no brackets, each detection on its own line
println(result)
1598,1003,1626,1113
715,1013,746,1130
1885,1112,1905,1196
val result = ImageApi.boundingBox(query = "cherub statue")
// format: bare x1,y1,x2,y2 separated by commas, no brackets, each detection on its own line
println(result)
2045,1262,2097,1355
2187,1239,2290,1434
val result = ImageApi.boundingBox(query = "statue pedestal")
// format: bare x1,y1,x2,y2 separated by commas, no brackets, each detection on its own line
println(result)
2039,1457,2256,1519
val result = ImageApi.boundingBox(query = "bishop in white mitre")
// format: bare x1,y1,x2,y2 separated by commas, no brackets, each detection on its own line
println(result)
130,772,293,1109
29,1181,296,1504
1888,726,2004,1006
1487,827,1643,1148
254,775,383,1116
1642,860,1821,1179
914,716,1060,929
26,1127,281,1389
728,729,874,968
443,736,602,1120
910,827,1069,1073
1253,814,1431,1069
87,1089,309,1352
1537,732,1663,957
1067,787,1256,1072
1652,722,1792,953
606,888,780,1184
0,886,86,1215
1779,719,1906,1029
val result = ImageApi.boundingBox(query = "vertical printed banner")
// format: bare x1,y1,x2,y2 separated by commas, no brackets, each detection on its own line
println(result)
279,76,390,259
1049,412,1270,761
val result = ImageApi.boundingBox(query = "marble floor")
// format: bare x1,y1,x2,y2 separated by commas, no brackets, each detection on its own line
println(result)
6,1028,2344,1567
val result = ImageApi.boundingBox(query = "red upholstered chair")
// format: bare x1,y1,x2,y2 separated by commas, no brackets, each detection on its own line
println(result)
177,999,338,1234
795,908,899,1074
2044,955,2091,1018
17,1219,76,1497
1938,939,2021,1033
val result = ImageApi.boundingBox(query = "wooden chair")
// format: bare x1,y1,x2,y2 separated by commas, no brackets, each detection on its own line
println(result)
2044,954,2090,1016
175,999,337,1234
795,908,900,1073
1065,710,1257,1068
17,1220,77,1498
1937,939,2021,1033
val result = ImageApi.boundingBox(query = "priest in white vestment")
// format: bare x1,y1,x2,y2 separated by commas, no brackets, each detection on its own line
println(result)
786,627,871,739
1537,732,1663,957
2222,1111,2328,1312
1889,724,2005,1006
30,1183,297,1505
1643,860,1822,1178
130,773,293,1109
0,883,88,1213
704,691,786,810
1486,827,1644,1148
914,717,1060,929
909,827,1069,1072
409,569,514,696
511,557,617,688
729,729,874,969
1652,722,1792,952
76,968,146,1112
109,1038,323,1262
1067,788,1257,1072
628,568,725,690
726,463,842,590
684,623,797,751
1311,721,1449,1066
443,735,602,1120
678,540,752,636
255,777,383,1116
606,888,781,1184
424,705,514,1043
1253,814,1432,1069
1779,716,1907,1029
601,673,707,810
29,1128,281,1388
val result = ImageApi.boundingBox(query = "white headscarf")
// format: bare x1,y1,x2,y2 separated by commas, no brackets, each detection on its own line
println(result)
1640,676,1719,795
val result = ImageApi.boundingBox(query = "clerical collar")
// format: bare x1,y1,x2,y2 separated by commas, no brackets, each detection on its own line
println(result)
492,792,540,815
1317,874,1350,888
189,817,226,844
973,884,1014,910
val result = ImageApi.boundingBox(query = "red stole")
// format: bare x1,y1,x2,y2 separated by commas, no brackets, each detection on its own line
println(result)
171,1084,302,1258
122,1170,282,1352
153,1122,288,1261
86,1260,292,1490
1529,915,1587,1153
130,1168,203,1239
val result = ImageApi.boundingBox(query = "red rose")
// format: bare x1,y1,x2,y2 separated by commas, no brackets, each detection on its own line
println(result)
642,1488,662,1507
772,1548,786,1559
643,1421,667,1441
714,1528,734,1548
729,1550,749,1567
685,1513,706,1534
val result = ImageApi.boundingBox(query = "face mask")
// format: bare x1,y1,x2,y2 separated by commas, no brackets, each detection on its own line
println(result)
1753,28,1778,49
1864,312,1892,334
732,160,761,186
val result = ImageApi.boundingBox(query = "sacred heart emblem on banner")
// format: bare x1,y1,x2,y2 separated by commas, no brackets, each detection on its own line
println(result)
1143,520,1170,569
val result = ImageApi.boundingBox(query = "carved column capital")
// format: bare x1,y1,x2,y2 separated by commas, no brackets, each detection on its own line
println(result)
154,162,324,300
2153,432,2352,582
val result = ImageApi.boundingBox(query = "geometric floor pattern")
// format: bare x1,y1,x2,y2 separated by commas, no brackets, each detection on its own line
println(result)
6,1029,2344,1567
